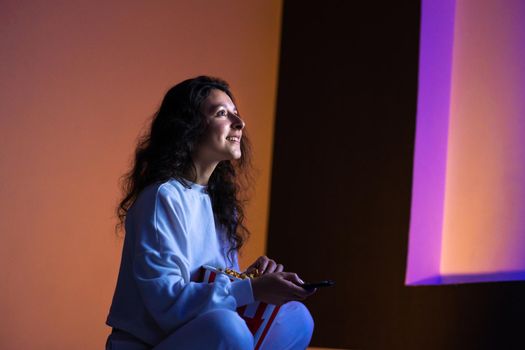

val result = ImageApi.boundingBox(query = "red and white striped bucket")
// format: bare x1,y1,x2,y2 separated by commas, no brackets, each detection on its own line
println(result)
197,265,282,349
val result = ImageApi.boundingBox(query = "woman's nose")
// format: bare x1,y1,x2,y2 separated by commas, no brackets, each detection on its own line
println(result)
230,113,245,130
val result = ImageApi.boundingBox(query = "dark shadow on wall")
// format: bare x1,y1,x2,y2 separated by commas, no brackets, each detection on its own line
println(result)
266,1,525,349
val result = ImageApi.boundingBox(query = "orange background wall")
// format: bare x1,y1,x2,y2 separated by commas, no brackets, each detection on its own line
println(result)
0,1,282,348
441,0,525,275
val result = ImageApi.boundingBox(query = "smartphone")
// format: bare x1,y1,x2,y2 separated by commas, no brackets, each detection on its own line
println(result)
301,280,335,290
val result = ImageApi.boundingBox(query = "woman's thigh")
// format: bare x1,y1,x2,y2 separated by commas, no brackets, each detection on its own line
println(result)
106,302,313,350
153,308,254,350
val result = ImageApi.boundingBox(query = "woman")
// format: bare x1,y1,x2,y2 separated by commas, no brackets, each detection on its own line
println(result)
105,75,317,349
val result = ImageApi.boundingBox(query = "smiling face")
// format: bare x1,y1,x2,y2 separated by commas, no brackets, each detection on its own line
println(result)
194,88,246,163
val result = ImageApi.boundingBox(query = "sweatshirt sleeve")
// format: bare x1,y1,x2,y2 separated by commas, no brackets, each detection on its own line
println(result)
132,185,254,334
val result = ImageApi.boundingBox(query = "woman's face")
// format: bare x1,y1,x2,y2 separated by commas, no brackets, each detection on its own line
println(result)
195,88,245,163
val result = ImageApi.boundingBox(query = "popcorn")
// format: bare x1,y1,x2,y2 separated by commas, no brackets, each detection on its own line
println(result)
218,267,259,280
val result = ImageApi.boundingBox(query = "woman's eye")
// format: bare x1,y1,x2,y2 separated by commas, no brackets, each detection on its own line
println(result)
217,110,227,116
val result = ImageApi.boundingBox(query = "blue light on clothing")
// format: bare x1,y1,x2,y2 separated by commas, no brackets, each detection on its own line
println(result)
105,178,314,349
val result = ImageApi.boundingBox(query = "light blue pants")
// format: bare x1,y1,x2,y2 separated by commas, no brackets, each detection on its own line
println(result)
106,301,314,350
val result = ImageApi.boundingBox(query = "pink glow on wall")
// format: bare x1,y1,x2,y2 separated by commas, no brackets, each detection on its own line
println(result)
405,0,456,285
406,0,525,285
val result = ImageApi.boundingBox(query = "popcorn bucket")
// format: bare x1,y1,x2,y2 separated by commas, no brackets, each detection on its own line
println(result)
197,265,281,349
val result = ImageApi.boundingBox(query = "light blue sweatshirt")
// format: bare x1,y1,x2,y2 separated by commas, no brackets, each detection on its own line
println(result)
106,177,254,345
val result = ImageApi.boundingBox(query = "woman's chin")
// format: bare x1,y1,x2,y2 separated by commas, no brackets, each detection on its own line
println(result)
226,151,242,160
225,150,242,160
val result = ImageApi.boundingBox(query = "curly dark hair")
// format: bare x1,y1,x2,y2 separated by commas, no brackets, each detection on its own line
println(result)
114,75,254,265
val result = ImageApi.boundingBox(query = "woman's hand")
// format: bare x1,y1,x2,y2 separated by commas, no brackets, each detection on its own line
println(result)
244,255,284,276
250,271,317,305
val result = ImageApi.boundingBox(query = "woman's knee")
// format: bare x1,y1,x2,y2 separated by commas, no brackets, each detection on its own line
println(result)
259,302,315,350
288,301,314,331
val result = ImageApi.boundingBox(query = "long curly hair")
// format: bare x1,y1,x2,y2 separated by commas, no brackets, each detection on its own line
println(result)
115,75,254,265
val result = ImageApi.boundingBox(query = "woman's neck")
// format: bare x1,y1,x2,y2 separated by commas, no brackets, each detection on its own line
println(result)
184,159,219,186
